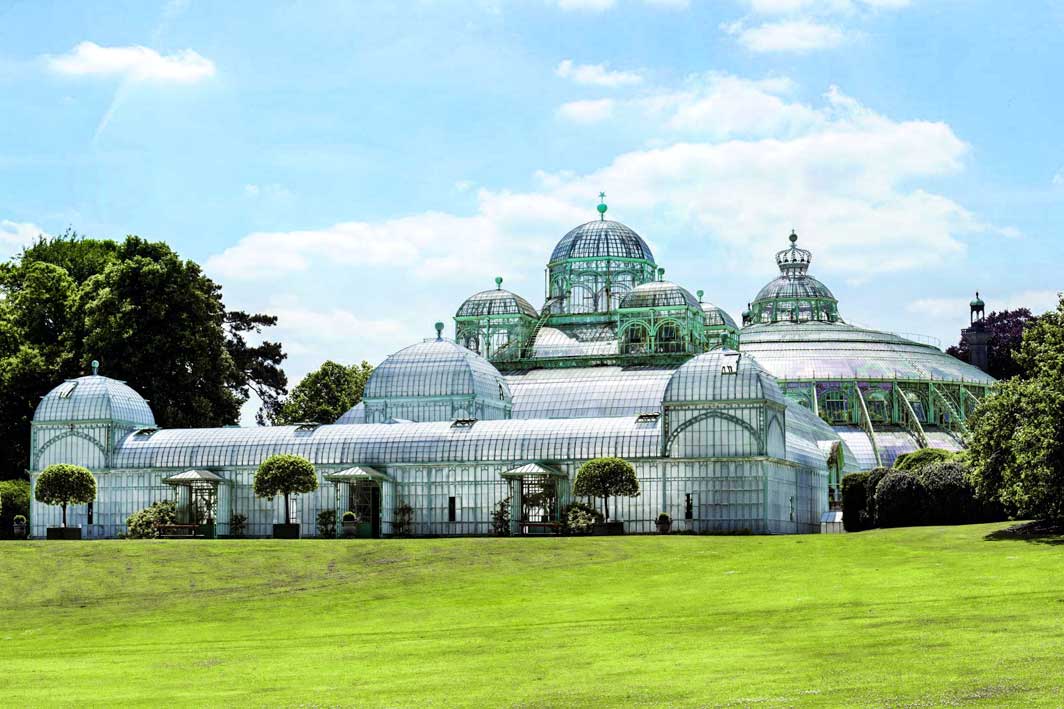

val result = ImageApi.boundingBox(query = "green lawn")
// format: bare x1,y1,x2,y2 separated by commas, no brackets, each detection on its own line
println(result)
2,523,1062,707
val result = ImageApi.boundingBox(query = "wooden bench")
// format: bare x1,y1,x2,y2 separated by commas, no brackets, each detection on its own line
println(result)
521,520,562,535
156,524,200,539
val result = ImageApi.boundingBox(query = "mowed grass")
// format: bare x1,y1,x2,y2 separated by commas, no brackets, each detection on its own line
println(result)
2,523,1063,707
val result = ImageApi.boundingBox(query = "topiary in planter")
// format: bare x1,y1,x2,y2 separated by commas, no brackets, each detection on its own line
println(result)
35,464,96,530
254,454,318,537
573,457,640,523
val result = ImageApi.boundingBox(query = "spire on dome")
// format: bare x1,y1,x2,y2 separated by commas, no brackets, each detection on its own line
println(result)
775,230,812,277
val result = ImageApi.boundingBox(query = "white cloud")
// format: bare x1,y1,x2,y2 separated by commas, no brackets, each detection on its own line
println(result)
46,42,215,83
555,59,643,88
1053,169,1064,187
552,0,615,10
908,290,1062,320
557,98,615,124
724,19,848,52
0,220,49,257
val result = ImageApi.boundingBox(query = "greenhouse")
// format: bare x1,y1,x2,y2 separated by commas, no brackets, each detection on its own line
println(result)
27,198,992,538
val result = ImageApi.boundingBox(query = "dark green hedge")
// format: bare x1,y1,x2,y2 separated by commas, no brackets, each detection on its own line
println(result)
894,448,955,472
841,472,870,532
864,467,892,527
875,471,926,528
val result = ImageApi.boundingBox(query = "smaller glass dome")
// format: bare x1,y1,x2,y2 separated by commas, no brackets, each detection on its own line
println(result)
549,220,655,264
34,375,156,426
456,279,538,319
663,350,784,405
754,275,836,302
364,336,512,404
700,302,738,329
620,281,700,310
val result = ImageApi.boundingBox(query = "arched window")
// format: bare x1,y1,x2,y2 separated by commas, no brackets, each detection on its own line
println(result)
655,321,683,354
622,323,650,354
822,390,850,424
866,390,891,424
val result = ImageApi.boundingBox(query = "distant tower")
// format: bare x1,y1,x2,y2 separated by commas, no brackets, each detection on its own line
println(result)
961,292,991,372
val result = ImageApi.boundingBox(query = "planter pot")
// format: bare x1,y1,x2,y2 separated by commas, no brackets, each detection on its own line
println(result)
46,527,81,540
593,521,625,536
342,521,358,538
272,523,301,539
356,521,374,539
656,521,672,534
13,523,27,539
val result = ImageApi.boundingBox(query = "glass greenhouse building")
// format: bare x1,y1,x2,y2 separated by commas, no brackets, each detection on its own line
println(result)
28,201,992,538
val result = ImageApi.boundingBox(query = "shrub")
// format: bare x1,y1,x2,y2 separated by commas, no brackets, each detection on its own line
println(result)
341,510,357,522
490,497,510,536
841,472,870,532
894,447,956,472
125,500,177,539
875,471,926,528
657,512,671,524
561,502,602,535
229,513,247,537
393,502,414,537
0,479,30,539
13,514,27,524
253,454,318,525
317,509,337,538
573,457,640,521
864,467,892,527
35,464,96,528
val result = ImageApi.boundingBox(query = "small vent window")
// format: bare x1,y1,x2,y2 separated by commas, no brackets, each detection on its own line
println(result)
56,382,78,399
635,412,660,423
721,352,741,375
451,419,477,429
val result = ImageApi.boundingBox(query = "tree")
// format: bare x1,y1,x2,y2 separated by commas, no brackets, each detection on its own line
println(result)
268,360,373,425
947,308,1039,380
34,464,96,528
967,294,1064,522
0,479,30,538
572,457,640,521
254,454,318,525
0,232,288,480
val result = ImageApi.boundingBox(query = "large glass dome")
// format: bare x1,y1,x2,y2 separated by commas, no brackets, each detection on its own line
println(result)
663,349,785,405
746,231,840,325
34,374,156,426
549,220,655,264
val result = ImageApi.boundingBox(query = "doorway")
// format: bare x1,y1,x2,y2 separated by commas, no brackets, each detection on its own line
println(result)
348,481,381,538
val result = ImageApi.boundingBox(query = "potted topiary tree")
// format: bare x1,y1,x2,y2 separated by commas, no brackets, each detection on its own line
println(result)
656,512,672,534
34,464,96,540
573,457,640,535
13,514,28,539
341,510,359,538
254,454,318,538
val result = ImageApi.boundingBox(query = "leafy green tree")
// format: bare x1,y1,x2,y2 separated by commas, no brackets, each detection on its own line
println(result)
0,232,288,480
573,457,640,521
34,464,96,528
0,479,30,538
254,454,318,525
967,294,1064,522
269,360,373,425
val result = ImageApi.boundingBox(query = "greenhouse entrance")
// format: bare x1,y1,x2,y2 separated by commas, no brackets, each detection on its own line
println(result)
349,482,381,538
501,463,568,535
162,469,229,538
324,466,393,538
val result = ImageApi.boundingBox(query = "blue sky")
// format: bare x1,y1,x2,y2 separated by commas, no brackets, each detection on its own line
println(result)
2,0,1062,416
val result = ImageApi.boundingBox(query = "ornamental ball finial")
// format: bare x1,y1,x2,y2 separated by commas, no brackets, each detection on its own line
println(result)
91,359,99,376
495,276,503,289
697,289,704,302
789,230,798,244
597,191,607,220
434,321,444,340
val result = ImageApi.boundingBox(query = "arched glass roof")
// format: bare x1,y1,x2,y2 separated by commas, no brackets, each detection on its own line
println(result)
663,350,785,405
34,375,156,426
619,281,700,310
364,337,512,403
701,302,738,329
549,220,655,264
754,275,835,302
456,288,538,319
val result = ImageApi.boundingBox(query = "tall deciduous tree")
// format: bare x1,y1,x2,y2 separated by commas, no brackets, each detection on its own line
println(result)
968,294,1064,522
947,308,1039,380
0,232,288,480
268,360,373,425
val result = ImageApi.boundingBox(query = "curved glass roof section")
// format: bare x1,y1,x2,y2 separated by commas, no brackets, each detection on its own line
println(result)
619,281,700,310
335,401,365,425
749,232,839,323
754,275,835,302
456,288,538,319
364,338,513,403
663,350,785,405
34,375,156,425
505,365,677,418
701,302,738,329
741,321,995,383
549,220,655,264
113,417,662,469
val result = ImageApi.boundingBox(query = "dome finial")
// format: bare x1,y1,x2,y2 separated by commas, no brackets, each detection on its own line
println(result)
696,289,704,302
91,359,99,376
495,276,503,290
789,230,798,244
597,191,607,220
657,267,665,282
434,321,444,340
